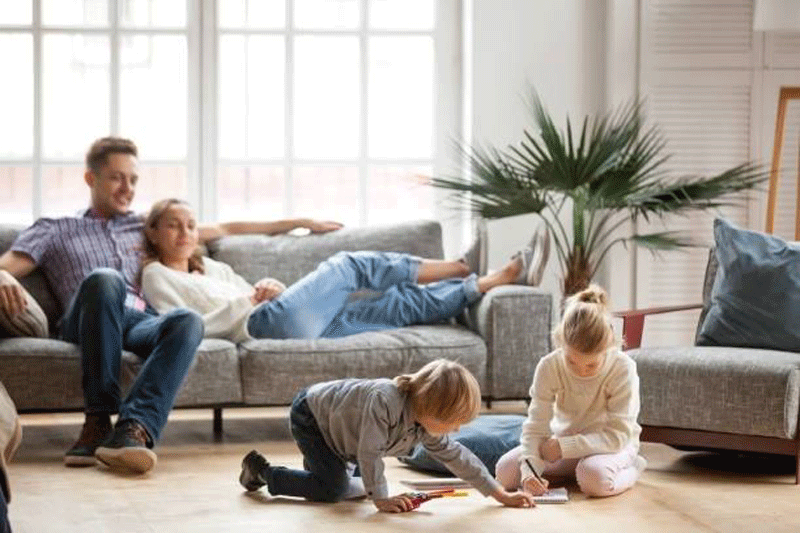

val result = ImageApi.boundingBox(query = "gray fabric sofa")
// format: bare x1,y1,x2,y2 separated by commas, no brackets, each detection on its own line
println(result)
618,250,800,484
0,220,552,433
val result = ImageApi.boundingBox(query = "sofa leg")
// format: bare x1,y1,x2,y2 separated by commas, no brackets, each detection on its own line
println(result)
795,442,799,485
213,408,223,440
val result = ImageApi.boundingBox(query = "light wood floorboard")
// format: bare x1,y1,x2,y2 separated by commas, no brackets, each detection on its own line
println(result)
6,405,800,533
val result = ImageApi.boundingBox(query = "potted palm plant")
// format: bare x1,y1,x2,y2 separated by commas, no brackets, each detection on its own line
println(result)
431,92,766,296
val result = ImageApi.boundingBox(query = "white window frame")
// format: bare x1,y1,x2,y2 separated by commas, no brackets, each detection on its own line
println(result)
1,0,462,249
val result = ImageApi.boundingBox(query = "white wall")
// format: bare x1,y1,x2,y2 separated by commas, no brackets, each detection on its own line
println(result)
465,0,609,299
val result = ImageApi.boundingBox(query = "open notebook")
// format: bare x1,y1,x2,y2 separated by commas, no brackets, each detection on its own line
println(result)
400,479,569,503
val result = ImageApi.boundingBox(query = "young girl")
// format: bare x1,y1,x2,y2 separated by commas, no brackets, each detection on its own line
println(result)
139,199,546,342
239,359,534,512
495,285,646,498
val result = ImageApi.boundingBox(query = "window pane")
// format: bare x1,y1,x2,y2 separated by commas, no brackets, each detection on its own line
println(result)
218,0,284,29
294,0,359,30
43,0,108,26
130,165,188,213
120,35,187,159
0,168,33,225
370,0,434,30
120,0,186,28
293,167,359,226
294,37,359,159
42,166,87,216
369,36,433,158
219,36,284,159
43,34,110,159
0,35,33,158
217,166,285,221
367,166,433,225
0,1,32,24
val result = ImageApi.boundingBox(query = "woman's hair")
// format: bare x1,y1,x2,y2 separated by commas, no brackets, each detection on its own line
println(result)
141,198,205,276
553,284,618,355
394,359,481,425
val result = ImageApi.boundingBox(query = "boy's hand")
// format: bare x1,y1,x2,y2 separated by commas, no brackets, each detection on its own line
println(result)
492,488,535,508
374,494,415,513
539,438,562,463
522,475,549,496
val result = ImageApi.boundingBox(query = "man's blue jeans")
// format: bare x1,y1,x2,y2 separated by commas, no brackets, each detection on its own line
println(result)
247,251,481,339
267,389,351,502
60,269,204,443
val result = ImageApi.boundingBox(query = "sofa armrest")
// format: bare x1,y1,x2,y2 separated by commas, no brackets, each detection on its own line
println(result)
466,286,553,400
613,304,702,350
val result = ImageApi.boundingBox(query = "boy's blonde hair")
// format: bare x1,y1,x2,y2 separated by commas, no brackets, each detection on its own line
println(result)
394,359,481,424
553,284,618,355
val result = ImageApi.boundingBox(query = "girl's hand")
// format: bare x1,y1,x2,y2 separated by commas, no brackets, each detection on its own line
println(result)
522,475,549,496
492,488,535,508
374,494,415,513
539,438,562,463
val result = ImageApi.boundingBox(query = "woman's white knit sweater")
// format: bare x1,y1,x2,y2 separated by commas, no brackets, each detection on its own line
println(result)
142,258,267,343
519,347,641,479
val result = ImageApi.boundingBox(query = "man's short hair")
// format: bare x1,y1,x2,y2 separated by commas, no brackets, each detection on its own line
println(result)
85,137,138,176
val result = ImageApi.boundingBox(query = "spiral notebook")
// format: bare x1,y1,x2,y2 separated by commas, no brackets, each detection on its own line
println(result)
400,479,569,503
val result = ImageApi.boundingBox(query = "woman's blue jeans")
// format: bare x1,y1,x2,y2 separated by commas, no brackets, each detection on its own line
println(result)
247,251,481,339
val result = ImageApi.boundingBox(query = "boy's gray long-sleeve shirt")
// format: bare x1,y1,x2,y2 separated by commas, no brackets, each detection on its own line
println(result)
305,378,502,500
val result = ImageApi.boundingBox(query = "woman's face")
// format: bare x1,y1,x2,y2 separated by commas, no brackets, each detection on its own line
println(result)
149,203,199,263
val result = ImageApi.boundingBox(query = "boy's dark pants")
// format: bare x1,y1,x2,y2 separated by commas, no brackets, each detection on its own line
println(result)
268,390,351,502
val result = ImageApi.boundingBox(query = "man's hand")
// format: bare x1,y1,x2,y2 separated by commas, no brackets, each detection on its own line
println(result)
522,475,549,496
306,220,343,234
491,487,535,508
250,279,286,305
374,494,415,513
0,270,27,317
539,438,562,463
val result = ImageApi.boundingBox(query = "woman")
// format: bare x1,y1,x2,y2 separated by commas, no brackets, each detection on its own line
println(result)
140,199,546,342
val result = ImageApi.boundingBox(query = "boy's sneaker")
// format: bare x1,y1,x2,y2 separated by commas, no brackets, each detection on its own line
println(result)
95,419,157,474
240,450,271,492
64,413,112,467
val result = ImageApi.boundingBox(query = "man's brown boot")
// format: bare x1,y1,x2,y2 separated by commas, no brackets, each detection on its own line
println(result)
64,413,112,467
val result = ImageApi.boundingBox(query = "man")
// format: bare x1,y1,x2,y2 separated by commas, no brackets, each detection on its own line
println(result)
0,137,341,474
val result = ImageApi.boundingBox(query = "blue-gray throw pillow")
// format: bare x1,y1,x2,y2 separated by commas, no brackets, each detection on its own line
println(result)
398,414,525,475
697,217,800,351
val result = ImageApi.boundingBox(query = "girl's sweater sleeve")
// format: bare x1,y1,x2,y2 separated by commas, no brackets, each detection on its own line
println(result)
518,358,556,479
557,357,641,459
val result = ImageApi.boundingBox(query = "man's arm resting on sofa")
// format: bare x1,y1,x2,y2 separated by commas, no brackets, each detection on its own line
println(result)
197,219,343,243
0,251,37,316
613,304,702,350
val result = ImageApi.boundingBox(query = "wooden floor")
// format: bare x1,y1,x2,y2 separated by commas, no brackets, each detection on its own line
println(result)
6,405,800,533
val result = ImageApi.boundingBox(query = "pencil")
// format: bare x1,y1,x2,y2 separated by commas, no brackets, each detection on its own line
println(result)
524,458,546,485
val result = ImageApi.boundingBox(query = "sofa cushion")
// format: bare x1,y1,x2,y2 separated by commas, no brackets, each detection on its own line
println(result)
0,278,48,338
238,325,486,405
0,225,62,330
0,338,84,410
122,339,242,406
628,345,800,439
697,218,800,351
206,220,444,286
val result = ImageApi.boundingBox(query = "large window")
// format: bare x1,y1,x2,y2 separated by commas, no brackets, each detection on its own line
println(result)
0,0,458,228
